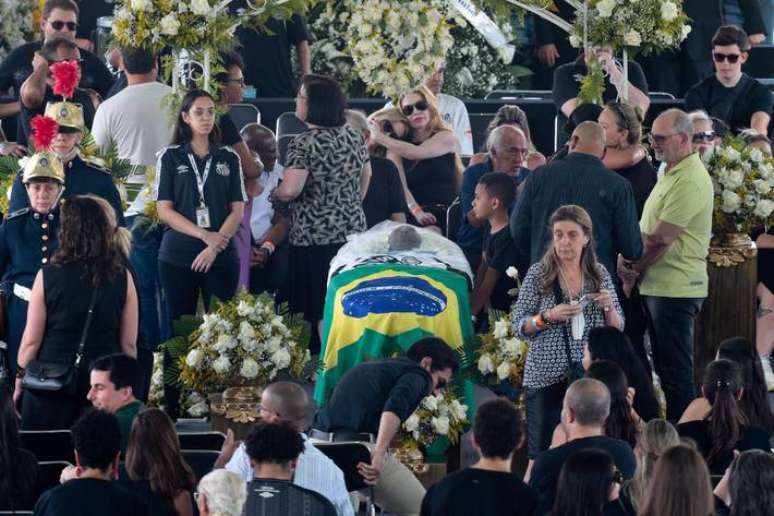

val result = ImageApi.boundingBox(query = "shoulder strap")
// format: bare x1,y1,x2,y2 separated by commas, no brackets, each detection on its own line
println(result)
73,287,99,368
552,279,574,365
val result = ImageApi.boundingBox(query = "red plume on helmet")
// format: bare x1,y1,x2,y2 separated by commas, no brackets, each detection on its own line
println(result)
30,115,60,151
50,60,80,99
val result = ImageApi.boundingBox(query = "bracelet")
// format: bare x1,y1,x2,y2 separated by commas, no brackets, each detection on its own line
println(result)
532,315,546,332
540,309,552,326
410,206,422,216
16,366,26,379
260,240,276,255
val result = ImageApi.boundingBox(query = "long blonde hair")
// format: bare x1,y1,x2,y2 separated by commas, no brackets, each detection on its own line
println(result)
538,205,602,294
623,419,680,512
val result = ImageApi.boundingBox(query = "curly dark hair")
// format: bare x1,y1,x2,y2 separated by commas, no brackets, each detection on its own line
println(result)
52,195,130,287
71,409,121,471
245,421,305,466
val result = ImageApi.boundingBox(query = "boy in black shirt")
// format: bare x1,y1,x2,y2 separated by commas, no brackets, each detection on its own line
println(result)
470,172,520,317
420,398,538,516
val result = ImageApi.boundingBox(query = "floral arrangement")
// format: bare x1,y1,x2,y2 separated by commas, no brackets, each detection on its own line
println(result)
0,0,36,61
400,388,468,449
703,137,774,235
477,316,529,385
148,352,165,409
342,0,457,100
568,0,691,55
176,291,311,394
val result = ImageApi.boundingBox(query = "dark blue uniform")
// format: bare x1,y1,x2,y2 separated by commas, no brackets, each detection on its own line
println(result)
8,156,126,226
0,207,60,375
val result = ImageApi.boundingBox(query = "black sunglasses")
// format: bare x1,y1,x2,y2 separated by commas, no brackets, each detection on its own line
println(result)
49,20,78,31
713,52,741,64
611,469,624,484
401,100,428,116
692,130,715,143
382,120,396,138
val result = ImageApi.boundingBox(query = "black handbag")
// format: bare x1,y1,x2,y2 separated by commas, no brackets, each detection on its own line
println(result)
553,280,585,386
22,288,98,394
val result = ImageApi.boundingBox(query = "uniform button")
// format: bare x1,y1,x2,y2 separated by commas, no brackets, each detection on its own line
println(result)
42,246,48,252
33,213,40,219
41,258,48,264
41,223,48,229
42,235,48,241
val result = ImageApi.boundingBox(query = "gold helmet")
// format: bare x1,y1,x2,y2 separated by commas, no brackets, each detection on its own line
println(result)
44,101,84,132
22,151,66,184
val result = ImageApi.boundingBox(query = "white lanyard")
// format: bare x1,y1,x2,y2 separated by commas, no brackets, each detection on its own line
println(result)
188,153,213,208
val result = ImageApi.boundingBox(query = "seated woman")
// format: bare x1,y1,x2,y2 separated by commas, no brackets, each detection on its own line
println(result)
121,409,196,516
713,450,774,516
678,359,772,475
368,107,410,157
679,337,774,432
469,104,546,169
0,386,37,511
638,445,715,516
583,326,660,422
549,448,624,516
369,85,463,233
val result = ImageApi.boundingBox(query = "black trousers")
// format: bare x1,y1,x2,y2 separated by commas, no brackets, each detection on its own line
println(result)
621,286,651,378
525,381,567,458
158,260,239,418
249,244,289,304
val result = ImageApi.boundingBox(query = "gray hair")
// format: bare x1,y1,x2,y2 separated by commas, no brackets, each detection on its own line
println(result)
486,124,525,152
687,110,711,124
197,470,247,516
660,108,694,139
566,378,610,426
344,109,369,135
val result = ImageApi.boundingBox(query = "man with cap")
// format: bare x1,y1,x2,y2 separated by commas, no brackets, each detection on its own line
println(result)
8,92,125,226
0,115,65,378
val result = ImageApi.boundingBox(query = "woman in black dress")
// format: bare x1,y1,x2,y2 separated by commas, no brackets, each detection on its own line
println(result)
370,85,462,233
14,195,138,430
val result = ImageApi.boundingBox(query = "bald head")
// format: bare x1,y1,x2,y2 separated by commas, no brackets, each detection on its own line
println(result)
262,381,309,429
241,123,277,171
488,125,528,175
565,378,610,427
569,121,606,158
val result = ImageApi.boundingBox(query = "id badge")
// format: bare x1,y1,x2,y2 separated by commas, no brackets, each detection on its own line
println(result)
196,207,211,228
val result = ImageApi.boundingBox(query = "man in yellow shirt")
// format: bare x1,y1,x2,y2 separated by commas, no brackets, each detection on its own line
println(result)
619,109,713,422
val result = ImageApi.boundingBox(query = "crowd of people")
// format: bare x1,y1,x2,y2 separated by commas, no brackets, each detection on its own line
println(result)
0,0,772,515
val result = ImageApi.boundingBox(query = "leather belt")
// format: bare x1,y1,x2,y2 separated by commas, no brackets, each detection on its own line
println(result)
309,429,375,443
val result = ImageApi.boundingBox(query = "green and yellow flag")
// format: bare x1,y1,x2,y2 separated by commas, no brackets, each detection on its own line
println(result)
313,263,475,405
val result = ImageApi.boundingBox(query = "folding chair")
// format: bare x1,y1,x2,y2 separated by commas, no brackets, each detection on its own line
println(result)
20,430,74,463
33,461,72,502
178,431,226,451
227,103,261,132
649,91,677,100
445,197,462,242
276,112,308,166
313,441,378,515
484,90,553,100
181,449,221,483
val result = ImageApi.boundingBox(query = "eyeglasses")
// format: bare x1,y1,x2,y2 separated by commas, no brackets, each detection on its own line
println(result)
193,492,200,502
382,120,396,138
611,469,624,484
692,130,715,143
713,52,741,64
648,133,680,146
401,100,429,116
226,77,245,87
49,20,78,31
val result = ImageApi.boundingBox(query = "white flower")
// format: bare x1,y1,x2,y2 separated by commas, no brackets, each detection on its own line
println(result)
240,358,259,379
236,300,253,317
493,320,509,339
503,338,520,356
271,348,291,369
596,0,616,18
496,361,511,380
721,190,742,213
449,400,468,421
569,33,582,48
185,348,204,369
749,148,764,163
723,169,745,190
130,0,151,12
478,353,494,375
624,30,642,47
159,13,180,36
753,179,771,195
680,24,692,40
404,414,420,432
506,266,519,279
189,0,212,16
214,334,238,353
212,355,231,373
754,199,774,219
239,320,255,340
661,1,678,21
431,416,450,435
187,401,208,417
423,395,439,411
266,336,282,353
722,146,742,163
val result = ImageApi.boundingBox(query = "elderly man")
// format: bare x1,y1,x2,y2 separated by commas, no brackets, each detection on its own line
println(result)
619,109,713,422
688,110,717,156
511,121,642,278
457,125,530,271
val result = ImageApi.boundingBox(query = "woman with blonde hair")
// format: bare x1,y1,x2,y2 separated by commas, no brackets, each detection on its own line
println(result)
639,444,715,516
15,194,138,430
618,419,680,515
367,107,410,157
369,85,463,232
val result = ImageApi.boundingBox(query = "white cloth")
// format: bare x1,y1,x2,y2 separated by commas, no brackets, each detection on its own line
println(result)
91,81,175,216
225,434,354,516
249,164,284,242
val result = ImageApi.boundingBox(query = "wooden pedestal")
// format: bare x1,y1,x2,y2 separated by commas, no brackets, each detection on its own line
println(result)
693,252,757,387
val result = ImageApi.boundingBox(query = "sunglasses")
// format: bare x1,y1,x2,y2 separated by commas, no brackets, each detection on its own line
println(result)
692,131,715,143
49,20,78,31
382,120,396,138
401,100,428,116
713,52,741,64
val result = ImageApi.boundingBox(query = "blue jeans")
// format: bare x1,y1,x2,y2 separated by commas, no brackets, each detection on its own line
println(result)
127,215,169,351
642,295,705,422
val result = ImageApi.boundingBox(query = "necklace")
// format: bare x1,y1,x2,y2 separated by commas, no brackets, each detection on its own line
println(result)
558,265,583,302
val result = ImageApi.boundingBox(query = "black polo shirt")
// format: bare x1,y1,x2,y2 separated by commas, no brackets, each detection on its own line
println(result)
156,143,247,268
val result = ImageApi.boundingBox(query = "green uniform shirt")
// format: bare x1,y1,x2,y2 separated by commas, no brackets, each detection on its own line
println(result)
639,152,713,298
115,400,144,455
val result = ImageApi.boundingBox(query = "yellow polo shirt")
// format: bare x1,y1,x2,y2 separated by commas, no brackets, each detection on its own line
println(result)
639,153,713,298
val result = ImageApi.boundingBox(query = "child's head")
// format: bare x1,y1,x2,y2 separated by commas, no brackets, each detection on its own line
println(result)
472,172,517,221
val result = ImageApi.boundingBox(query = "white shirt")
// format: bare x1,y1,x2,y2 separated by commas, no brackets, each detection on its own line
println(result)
385,93,473,157
250,164,284,242
226,434,354,516
91,81,175,216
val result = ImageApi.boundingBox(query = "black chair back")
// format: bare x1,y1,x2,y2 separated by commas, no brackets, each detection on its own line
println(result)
181,450,220,483
228,103,261,132
485,90,553,100
311,442,371,492
34,461,72,502
276,112,308,166
19,430,74,463
178,432,226,451
446,197,462,242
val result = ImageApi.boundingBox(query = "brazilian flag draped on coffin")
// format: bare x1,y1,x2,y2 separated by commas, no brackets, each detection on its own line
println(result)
313,222,476,407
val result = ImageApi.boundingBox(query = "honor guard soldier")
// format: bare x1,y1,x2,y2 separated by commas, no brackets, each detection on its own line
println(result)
8,99,126,226
0,125,65,377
